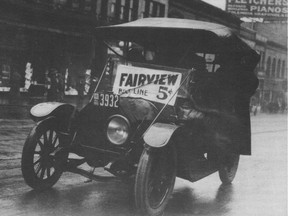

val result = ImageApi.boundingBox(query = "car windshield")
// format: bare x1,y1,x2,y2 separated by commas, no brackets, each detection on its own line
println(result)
94,40,219,105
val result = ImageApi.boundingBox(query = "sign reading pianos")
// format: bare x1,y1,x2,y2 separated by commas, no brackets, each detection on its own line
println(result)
113,65,182,106
226,0,288,20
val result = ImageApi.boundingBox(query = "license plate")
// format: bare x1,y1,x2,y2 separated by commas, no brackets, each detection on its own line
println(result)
94,93,119,108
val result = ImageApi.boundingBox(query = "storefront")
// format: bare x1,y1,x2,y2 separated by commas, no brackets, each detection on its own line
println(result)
0,0,169,97
0,0,96,96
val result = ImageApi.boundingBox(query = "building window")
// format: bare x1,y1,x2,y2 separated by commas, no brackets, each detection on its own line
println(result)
1,64,11,87
131,0,139,20
260,51,265,70
277,59,281,78
266,57,271,77
256,51,263,69
48,0,97,13
110,0,116,18
282,60,286,78
100,0,108,19
123,0,131,21
110,0,138,22
262,52,266,69
111,0,125,21
271,58,276,78
124,0,138,21
144,0,165,18
118,0,124,20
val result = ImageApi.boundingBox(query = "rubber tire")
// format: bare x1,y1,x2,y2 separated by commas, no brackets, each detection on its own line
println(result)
21,117,68,190
135,145,176,216
219,153,240,184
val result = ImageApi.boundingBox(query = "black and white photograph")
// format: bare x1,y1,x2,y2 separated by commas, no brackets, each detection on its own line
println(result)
0,0,287,216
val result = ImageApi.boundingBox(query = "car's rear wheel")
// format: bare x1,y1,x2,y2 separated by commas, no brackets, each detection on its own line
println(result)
219,153,240,184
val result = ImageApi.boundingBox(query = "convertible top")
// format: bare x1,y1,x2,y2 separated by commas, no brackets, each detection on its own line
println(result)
95,18,257,59
97,18,233,37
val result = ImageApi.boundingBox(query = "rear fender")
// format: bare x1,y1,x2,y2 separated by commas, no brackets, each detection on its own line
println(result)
143,123,180,148
30,102,76,131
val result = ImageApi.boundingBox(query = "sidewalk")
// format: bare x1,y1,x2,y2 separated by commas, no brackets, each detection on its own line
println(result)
0,118,34,179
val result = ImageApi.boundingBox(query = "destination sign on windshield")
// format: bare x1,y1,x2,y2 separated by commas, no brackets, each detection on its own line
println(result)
112,65,182,106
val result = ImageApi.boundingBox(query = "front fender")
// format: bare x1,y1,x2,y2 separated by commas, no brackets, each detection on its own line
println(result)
143,123,180,148
30,102,76,123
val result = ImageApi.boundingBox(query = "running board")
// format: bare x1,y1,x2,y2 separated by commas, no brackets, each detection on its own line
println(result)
179,160,219,182
66,166,116,182
188,167,218,182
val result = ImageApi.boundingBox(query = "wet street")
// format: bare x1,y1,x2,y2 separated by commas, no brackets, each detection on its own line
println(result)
0,113,287,216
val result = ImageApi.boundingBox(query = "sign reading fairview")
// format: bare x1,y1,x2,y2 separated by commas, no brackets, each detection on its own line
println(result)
226,0,288,20
113,65,182,106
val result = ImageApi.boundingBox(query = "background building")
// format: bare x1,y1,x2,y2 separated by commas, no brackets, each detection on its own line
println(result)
0,0,168,93
255,23,287,111
168,0,241,29
169,0,287,112
0,0,286,112
240,23,287,112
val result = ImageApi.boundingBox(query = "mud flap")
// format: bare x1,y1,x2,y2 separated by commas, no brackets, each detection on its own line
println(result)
143,123,179,148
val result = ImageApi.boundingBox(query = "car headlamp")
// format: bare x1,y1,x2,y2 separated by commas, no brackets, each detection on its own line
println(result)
106,115,130,145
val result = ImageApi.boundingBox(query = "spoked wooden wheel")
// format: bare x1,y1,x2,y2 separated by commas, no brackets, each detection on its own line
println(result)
21,117,68,190
135,145,176,216
219,153,240,184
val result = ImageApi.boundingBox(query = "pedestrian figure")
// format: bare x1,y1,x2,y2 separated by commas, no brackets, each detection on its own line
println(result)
44,69,51,96
9,70,22,103
24,62,33,90
57,71,65,101
281,101,287,113
76,73,85,107
84,70,91,95
69,54,88,108
47,68,63,102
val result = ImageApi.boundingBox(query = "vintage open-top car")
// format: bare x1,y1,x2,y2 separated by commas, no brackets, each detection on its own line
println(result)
21,18,259,216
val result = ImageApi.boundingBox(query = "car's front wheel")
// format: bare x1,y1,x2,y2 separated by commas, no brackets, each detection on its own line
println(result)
135,145,176,216
21,117,68,190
